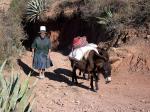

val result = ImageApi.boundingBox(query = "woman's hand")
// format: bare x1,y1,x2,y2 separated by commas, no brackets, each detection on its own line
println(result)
32,48,35,57
48,49,51,58
48,52,51,58
31,52,34,57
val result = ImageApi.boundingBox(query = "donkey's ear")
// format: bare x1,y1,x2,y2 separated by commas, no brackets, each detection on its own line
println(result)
97,46,102,51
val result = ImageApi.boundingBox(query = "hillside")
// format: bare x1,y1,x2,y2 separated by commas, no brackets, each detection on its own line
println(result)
0,0,150,112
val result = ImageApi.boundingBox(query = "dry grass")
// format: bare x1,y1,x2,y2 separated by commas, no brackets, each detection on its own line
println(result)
0,13,24,65
0,0,26,65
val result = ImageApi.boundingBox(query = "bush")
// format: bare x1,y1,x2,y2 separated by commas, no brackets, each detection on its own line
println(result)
0,0,27,65
81,0,150,23
78,0,150,43
24,0,150,27
0,11,25,65
0,60,37,112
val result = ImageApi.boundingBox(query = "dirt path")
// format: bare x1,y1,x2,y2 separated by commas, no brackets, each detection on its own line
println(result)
18,50,150,112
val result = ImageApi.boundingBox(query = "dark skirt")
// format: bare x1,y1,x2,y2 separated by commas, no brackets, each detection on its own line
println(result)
32,52,53,69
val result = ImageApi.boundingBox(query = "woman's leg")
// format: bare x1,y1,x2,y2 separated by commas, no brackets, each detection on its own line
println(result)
41,69,45,77
38,69,41,75
38,69,45,79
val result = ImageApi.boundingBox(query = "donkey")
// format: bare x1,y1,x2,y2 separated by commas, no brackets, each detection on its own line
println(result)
78,47,110,80
69,48,111,91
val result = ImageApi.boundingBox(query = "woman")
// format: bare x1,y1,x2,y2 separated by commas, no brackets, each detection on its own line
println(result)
32,26,52,79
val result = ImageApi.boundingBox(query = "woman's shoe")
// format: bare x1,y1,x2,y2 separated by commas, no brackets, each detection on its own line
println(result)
39,75,45,79
37,74,45,79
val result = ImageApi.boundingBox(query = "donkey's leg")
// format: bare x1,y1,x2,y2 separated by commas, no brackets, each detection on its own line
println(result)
72,67,78,84
90,75,94,90
74,69,78,84
93,69,99,90
79,70,82,76
72,71,75,83
95,80,99,90
83,72,86,79
72,66,76,83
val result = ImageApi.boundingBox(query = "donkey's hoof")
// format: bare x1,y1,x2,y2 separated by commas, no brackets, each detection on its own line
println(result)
95,87,99,91
91,89,97,92
105,80,111,84
75,82,78,85
71,81,78,85
90,88,96,92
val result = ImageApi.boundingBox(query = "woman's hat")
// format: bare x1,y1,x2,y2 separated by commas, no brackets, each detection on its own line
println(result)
39,26,47,33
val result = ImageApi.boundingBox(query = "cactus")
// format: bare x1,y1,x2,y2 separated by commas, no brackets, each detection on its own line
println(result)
26,0,46,22
0,60,37,112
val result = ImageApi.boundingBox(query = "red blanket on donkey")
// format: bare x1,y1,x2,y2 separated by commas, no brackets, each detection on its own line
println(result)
72,36,88,49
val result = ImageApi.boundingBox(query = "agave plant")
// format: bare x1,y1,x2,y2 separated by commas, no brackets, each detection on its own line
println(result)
97,7,113,25
26,0,46,22
0,60,37,112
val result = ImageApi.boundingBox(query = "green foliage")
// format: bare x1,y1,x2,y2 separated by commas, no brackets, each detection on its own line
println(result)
81,0,149,27
26,0,46,22
97,7,113,25
0,61,37,112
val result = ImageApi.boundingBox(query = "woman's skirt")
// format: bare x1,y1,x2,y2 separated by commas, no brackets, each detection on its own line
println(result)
32,52,53,69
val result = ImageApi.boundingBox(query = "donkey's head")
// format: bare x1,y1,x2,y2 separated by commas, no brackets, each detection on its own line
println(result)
95,55,112,84
102,62,112,84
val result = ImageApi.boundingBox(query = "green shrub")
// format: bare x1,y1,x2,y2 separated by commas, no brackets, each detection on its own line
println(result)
26,0,46,22
0,60,37,112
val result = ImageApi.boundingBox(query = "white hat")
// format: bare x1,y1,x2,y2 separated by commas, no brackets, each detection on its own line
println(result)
39,26,46,33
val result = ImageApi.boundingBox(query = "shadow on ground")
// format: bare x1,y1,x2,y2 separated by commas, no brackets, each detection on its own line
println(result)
17,59,39,76
53,68,90,90
17,59,91,90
